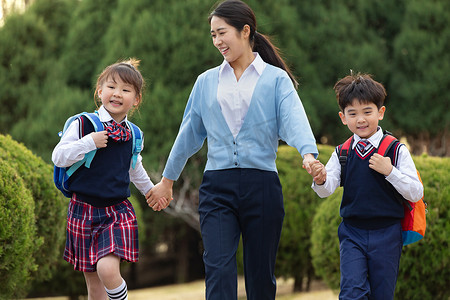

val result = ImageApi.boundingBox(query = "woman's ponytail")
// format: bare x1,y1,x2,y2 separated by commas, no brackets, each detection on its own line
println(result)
253,32,298,89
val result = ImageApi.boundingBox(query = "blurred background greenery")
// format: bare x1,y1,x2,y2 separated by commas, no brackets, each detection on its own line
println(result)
0,0,448,298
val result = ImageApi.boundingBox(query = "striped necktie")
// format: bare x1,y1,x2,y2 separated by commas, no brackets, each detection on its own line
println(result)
357,139,369,155
105,121,131,142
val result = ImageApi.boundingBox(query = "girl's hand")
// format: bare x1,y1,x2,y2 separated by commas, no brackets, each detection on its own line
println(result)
90,131,108,148
146,177,174,211
369,153,393,176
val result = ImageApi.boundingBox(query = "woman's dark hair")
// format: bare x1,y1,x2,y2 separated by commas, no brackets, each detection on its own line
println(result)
209,0,298,88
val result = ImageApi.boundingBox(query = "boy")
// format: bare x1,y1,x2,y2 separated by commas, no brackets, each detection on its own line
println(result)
309,73,423,300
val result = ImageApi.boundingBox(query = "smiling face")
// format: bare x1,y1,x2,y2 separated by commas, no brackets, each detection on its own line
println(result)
97,74,140,122
210,16,251,67
339,99,386,139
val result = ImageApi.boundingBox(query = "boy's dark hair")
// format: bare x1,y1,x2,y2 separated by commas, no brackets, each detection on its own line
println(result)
333,72,386,112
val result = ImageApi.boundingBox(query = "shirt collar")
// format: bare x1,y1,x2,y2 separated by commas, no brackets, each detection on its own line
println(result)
219,52,266,77
97,105,128,124
353,126,383,149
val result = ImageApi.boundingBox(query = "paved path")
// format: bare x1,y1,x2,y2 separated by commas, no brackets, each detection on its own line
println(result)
28,278,338,300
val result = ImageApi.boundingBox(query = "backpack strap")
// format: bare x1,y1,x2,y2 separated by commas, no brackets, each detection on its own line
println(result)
82,112,103,168
338,136,353,187
126,120,143,169
65,112,104,176
378,131,413,209
377,131,398,156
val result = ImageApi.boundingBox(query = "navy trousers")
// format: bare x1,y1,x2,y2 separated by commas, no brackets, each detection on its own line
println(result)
338,221,403,300
199,168,285,300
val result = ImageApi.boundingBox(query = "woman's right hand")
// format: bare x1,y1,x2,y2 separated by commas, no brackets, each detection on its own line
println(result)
90,131,109,148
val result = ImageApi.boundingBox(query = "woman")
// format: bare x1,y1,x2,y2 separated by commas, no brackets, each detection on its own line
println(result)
147,1,318,299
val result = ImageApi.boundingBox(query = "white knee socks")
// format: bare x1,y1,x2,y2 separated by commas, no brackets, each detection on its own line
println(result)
105,279,128,300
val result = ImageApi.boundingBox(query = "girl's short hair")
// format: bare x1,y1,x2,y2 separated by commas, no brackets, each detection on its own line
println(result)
94,58,145,108
333,72,386,111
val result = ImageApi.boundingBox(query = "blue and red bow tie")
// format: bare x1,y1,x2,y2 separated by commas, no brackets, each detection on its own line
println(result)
105,121,131,142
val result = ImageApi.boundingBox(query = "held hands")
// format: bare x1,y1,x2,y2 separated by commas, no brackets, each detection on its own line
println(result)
369,153,393,176
301,153,316,173
302,153,327,185
309,160,327,185
146,177,174,211
90,131,108,148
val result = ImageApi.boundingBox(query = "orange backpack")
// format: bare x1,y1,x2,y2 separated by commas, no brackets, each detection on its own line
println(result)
337,132,427,246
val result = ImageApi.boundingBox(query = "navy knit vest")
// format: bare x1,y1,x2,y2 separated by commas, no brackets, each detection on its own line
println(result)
340,142,404,229
68,116,133,207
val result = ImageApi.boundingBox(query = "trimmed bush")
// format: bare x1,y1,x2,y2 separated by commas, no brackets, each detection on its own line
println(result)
0,134,67,292
274,144,335,291
310,149,450,299
310,189,342,292
0,160,39,299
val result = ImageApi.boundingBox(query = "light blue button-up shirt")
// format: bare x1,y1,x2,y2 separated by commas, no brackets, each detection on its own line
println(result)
163,62,318,180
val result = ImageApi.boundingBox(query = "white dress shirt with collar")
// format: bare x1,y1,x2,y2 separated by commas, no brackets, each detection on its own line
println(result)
217,52,266,138
312,127,423,203
52,105,154,195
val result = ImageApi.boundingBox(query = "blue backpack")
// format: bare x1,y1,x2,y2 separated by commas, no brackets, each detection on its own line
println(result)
53,111,143,198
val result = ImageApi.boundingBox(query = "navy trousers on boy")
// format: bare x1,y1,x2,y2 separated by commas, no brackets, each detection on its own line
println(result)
338,221,403,300
199,168,285,300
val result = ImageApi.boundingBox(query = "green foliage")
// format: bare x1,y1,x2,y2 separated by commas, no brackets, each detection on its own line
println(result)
61,0,119,88
11,79,93,161
390,0,450,136
395,155,450,300
0,160,37,299
0,134,67,294
0,0,448,161
0,0,448,293
274,144,334,290
310,151,450,299
310,189,342,291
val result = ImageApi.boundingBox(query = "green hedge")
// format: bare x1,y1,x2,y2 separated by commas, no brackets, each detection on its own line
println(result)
0,160,39,299
0,134,67,298
310,147,450,299
274,144,335,291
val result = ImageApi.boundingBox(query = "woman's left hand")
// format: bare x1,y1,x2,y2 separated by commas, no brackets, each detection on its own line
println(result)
302,153,316,174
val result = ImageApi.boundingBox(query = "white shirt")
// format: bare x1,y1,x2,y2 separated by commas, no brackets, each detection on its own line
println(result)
312,127,423,203
217,53,266,138
52,106,154,195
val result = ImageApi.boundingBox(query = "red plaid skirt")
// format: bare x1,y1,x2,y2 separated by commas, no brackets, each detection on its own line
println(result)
64,194,139,272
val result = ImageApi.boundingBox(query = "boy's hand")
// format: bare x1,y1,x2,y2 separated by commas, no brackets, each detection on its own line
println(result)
90,131,108,148
310,161,327,185
369,153,393,176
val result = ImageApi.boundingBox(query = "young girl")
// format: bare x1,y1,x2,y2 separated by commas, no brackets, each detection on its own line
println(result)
147,1,318,299
52,59,165,300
